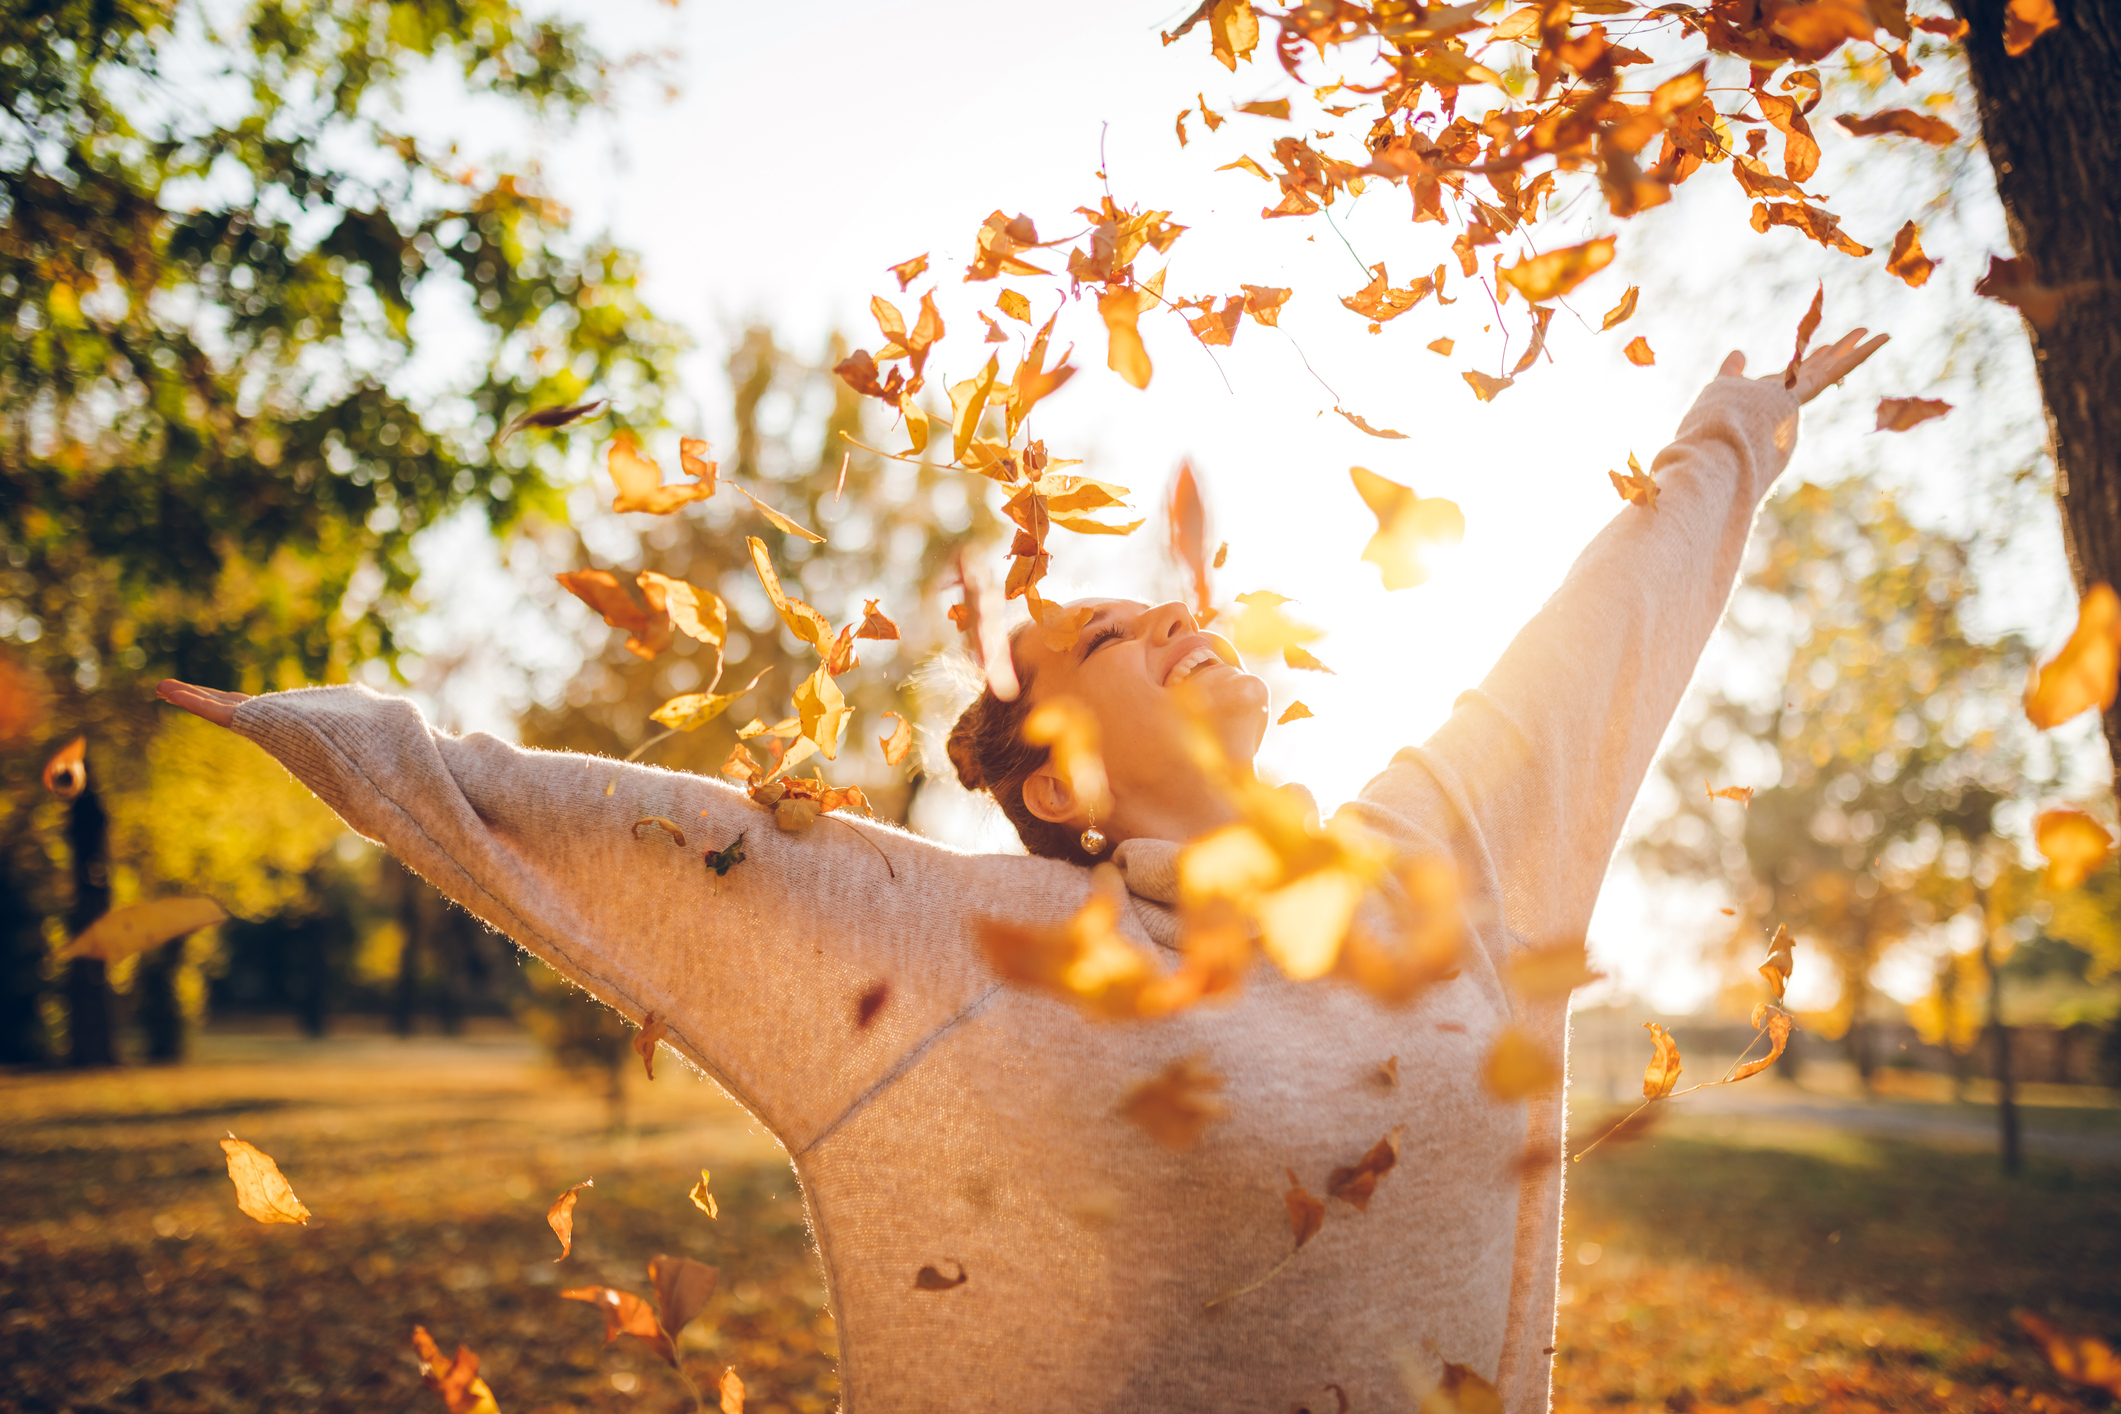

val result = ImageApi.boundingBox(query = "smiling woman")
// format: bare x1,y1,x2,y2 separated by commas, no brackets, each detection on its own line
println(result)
157,338,1878,1414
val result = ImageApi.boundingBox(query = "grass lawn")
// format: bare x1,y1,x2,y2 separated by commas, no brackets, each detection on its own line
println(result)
1,1031,2115,1413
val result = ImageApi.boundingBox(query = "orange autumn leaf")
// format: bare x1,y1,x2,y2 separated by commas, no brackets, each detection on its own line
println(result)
220,1135,311,1224
886,252,928,291
1507,939,1604,999
1277,701,1314,724
1218,154,1273,182
1236,98,1291,119
1463,370,1515,402
2026,583,2121,729
1482,1026,1561,1100
1751,199,1872,256
560,1284,676,1367
1230,590,1323,657
1886,221,1936,287
1641,1021,1683,1098
953,547,1019,702
547,1178,593,1261
1283,645,1334,673
978,867,1163,1019
1422,1362,1504,1414
1760,924,1795,1001
1875,397,1953,432
734,484,824,544
555,569,672,661
1784,282,1824,389
1349,466,1464,590
636,571,726,649
678,438,719,497
633,1011,669,1081
1500,237,1615,303
41,733,86,799
1706,782,1754,805
1167,461,1212,618
854,599,899,641
1241,284,1292,325
689,1169,718,1219
606,431,715,515
2035,808,2113,889
412,1327,502,1414
1600,286,1640,331
2003,0,2059,56
1334,406,1408,439
719,1369,746,1414
1118,1052,1228,1149
1836,109,1959,145
1098,285,1153,389
1340,262,1434,322
1207,0,1260,70
1610,452,1657,511
1284,1169,1325,1249
1427,337,1454,356
747,537,835,659
878,712,913,766
1623,336,1655,365
2018,1312,2121,1398
1325,1129,1401,1212
1728,1002,1796,1083
65,898,226,964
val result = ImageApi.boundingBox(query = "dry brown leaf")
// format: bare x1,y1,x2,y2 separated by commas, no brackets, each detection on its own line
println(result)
1340,262,1434,322
1377,1055,1399,1088
1600,286,1640,330
878,712,913,766
1641,1021,1683,1098
856,980,890,1028
1760,923,1795,1001
1241,284,1292,325
1463,370,1515,402
1119,1053,1228,1149
1284,1169,1326,1249
631,817,686,847
555,569,672,660
220,1135,311,1225
1237,98,1291,119
1277,702,1313,724
547,1179,592,1261
1875,397,1953,432
1728,1002,1795,1082
1886,221,1936,287
495,397,605,450
1334,406,1408,439
1784,282,1824,389
1610,452,1657,511
747,537,834,658
2003,0,2059,56
648,1253,718,1338
633,1012,669,1081
1482,1026,1561,1100
560,1284,675,1367
1500,237,1615,303
914,1261,968,1290
412,1326,502,1414
607,431,715,515
2036,808,2113,889
650,671,766,735
2026,583,2121,729
66,898,227,963
689,1169,718,1220
886,252,928,291
719,1368,745,1414
1325,1129,1401,1212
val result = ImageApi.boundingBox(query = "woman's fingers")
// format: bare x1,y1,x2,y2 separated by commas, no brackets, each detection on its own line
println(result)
1790,327,1889,404
156,680,250,728
1718,350,1747,378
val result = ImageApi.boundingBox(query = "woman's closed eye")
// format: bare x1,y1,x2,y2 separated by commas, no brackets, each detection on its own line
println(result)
1082,625,1125,659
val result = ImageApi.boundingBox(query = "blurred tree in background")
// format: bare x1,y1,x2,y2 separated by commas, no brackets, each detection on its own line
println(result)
0,0,682,1063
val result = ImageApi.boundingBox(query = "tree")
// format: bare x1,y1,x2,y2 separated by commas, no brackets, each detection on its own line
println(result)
0,0,683,1060
1631,477,2045,1093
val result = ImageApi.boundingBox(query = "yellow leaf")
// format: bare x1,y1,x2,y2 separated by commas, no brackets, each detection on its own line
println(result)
66,897,226,963
650,672,766,733
2026,583,2121,729
1099,286,1153,389
1641,1021,1683,1098
1482,1026,1561,1100
1728,1002,1795,1083
1420,1362,1504,1414
1349,466,1465,590
997,289,1032,323
1600,286,1640,330
607,431,715,515
734,485,824,544
220,1135,311,1224
1277,702,1313,724
1208,0,1259,70
1759,923,1794,1001
950,355,1002,464
747,537,835,657
1118,1052,1227,1148
689,1170,718,1220
2036,808,2113,889
1229,590,1323,656
794,666,850,759
1500,237,1616,303
1254,865,1366,979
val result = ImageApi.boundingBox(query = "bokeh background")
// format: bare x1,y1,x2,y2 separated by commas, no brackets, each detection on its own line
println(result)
2,2,2115,1411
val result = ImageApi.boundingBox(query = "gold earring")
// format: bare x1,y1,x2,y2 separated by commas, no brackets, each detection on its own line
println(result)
1080,802,1108,856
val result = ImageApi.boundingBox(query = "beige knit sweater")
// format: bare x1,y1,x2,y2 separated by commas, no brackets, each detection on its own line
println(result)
229,376,1798,1413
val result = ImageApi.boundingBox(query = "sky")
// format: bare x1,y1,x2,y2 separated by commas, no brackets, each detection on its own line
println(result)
383,0,2095,1013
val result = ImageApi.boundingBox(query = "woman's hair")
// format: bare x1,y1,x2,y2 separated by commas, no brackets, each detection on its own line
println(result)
945,630,1097,865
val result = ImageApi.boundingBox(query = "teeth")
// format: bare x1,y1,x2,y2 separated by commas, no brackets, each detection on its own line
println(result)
1171,647,1217,684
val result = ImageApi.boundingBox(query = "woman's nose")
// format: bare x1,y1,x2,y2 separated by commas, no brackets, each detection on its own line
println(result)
1142,600,1195,645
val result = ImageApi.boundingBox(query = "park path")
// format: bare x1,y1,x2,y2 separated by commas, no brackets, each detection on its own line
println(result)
1673,1084,2121,1163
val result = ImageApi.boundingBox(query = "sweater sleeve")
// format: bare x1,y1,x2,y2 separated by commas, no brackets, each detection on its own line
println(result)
229,684,1053,1149
1350,375,1800,953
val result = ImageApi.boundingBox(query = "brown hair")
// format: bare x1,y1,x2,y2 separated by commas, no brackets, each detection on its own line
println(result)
945,630,1098,865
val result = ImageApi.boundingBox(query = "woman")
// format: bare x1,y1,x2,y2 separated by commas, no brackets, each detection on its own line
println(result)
161,335,1882,1412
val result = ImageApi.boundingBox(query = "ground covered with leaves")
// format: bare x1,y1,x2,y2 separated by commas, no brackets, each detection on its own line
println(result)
1,1032,2115,1413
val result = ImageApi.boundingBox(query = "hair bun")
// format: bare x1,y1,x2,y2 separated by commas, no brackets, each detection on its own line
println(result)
946,704,988,793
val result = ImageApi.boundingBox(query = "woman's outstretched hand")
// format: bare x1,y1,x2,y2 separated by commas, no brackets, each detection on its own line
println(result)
1719,327,1888,406
156,680,250,728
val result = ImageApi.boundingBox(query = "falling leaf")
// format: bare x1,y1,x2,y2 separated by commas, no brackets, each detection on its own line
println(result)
1213,541,1229,569
747,537,834,658
606,431,715,515
1427,337,1454,356
220,1136,311,1224
978,866,1165,1018
856,980,890,1028
1241,284,1291,325
1277,702,1313,724
638,571,726,649
494,398,606,449
1325,1130,1400,1211
954,549,1019,701
66,898,227,963
1024,695,1110,817
1218,154,1273,181
1705,783,1754,805
1197,91,1225,129
547,1179,593,1260
1334,406,1409,439
1340,262,1435,322
412,1327,502,1414
1167,461,1212,618
1884,221,1936,288
1873,397,1953,432
1750,198,1872,256
1609,453,1657,511
1237,98,1291,119
42,734,86,799
2017,1312,2121,1398
1283,645,1334,673
1421,1362,1504,1414
1975,251,2081,330
2026,583,2121,729
1507,939,1604,999
1377,1055,1400,1087
650,671,767,734
2035,808,2113,889
1784,282,1825,389
561,1284,676,1367
1623,336,1655,365
1483,1026,1561,1100
1836,108,1959,145
2003,0,2059,56
1641,1022,1683,1098
1348,466,1465,591
649,1253,718,1338
678,438,719,498
734,484,824,544
1119,1053,1228,1149
1208,0,1260,69
1230,590,1323,656
1500,237,1616,303
631,817,687,847
555,569,671,660
719,1369,746,1414
688,1170,718,1220
876,712,914,767
996,290,1033,325
705,833,749,876
1760,924,1794,1000
915,1261,968,1291
1099,285,1154,389
1175,107,1191,145
886,252,928,290
1600,286,1640,330
1285,1169,1325,1248
1728,1002,1795,1082
1463,370,1515,402
633,1012,669,1081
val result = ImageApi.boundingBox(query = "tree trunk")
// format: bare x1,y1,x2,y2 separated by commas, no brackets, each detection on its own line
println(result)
1981,933,2022,1175
136,939,184,1062
1956,2,2121,771
63,782,115,1068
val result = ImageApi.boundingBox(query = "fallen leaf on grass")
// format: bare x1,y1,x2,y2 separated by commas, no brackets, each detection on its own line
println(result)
547,1179,592,1260
2017,1311,2121,1398
1278,702,1313,724
67,898,226,963
1610,453,1657,510
1119,1053,1227,1149
915,1261,968,1291
689,1170,718,1219
1784,282,1824,389
633,1012,669,1081
1285,1169,1326,1248
2035,808,2113,889
1483,1027,1561,1100
1326,1129,1400,1211
412,1326,502,1414
1349,466,1464,591
1641,1022,1683,1098
220,1135,311,1224
2026,583,2121,728
1876,397,1953,432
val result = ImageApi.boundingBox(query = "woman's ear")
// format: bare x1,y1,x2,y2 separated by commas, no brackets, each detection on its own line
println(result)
1020,765,1079,826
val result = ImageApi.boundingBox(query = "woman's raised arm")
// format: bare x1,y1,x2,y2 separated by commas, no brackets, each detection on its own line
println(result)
1348,333,1884,956
159,679,1054,1149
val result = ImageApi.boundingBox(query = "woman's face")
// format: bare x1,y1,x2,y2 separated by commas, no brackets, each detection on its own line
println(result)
1014,597,1269,836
